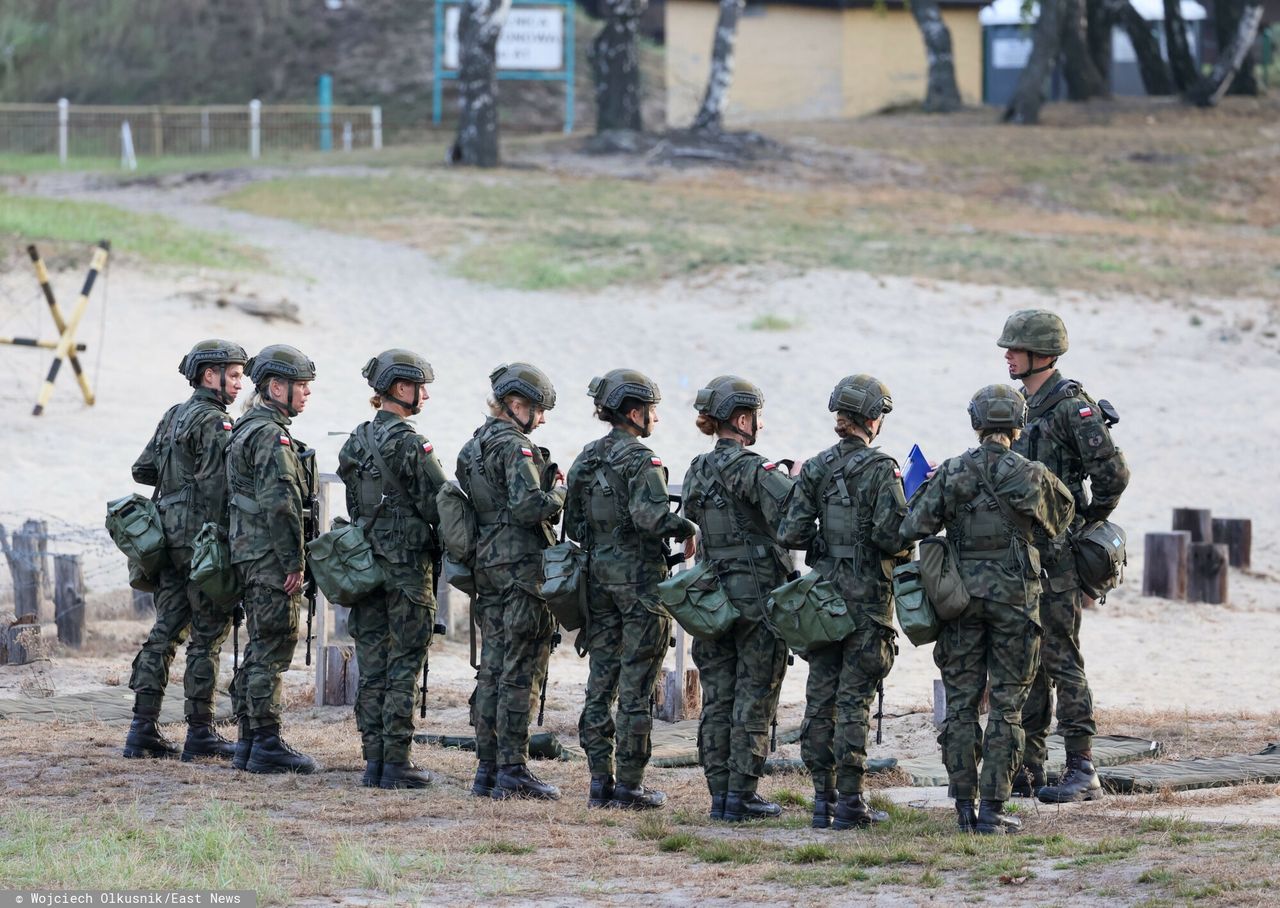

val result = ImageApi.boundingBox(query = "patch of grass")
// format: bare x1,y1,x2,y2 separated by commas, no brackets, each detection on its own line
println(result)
784,843,836,864
471,840,536,855
765,866,871,887
657,832,698,853
0,190,260,269
633,814,671,842
748,313,800,332
1139,867,1178,884
845,847,924,868
920,868,944,888
692,837,765,865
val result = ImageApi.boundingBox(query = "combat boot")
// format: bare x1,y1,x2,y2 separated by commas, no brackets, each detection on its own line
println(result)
123,715,180,760
723,791,783,822
471,761,497,798
709,792,727,821
492,763,560,801
587,774,615,808
812,786,837,829
1037,752,1103,804
379,762,434,790
954,798,979,833
231,723,254,772
245,726,318,775
976,799,1021,835
832,792,889,830
181,721,236,762
610,781,667,810
361,761,383,788
1011,763,1046,798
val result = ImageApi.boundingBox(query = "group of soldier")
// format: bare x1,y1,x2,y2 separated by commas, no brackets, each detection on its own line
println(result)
121,307,1128,837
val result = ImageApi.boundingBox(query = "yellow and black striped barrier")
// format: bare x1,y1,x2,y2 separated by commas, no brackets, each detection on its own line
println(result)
30,240,110,416
0,337,87,352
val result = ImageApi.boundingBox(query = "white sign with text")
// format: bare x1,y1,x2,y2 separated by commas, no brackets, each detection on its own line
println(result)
443,6,565,71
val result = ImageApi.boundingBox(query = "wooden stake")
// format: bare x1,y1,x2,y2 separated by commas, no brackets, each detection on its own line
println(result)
1172,508,1213,543
1143,531,1190,600
1188,543,1229,604
54,554,85,648
1210,518,1251,569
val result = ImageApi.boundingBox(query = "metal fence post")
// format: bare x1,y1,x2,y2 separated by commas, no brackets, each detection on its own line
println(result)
371,105,383,150
201,107,210,151
249,99,261,159
57,98,69,165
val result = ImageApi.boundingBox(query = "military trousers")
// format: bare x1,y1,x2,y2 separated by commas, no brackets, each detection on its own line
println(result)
801,618,895,794
229,565,300,731
471,566,555,766
692,613,789,794
1023,584,1096,761
128,546,235,721
933,597,1041,801
350,560,435,764
577,579,671,785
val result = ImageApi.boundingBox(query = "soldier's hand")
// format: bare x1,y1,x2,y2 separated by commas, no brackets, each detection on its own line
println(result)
283,571,303,595
926,459,939,480
683,536,697,562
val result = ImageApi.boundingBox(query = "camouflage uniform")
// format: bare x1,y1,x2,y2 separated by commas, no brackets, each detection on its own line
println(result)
226,403,316,731
565,427,695,787
459,416,565,767
900,441,1074,803
682,438,795,797
777,436,909,798
129,386,237,724
338,409,447,766
1014,370,1129,763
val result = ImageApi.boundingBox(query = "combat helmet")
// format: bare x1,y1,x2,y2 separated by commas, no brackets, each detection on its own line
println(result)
968,384,1028,432
588,368,661,436
247,344,316,416
178,339,248,403
363,349,433,411
998,310,1068,358
828,374,893,420
490,362,556,432
694,375,764,444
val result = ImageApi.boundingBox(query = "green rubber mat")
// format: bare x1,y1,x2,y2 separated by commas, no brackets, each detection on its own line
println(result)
894,735,1161,787
0,686,232,725
1100,744,1280,793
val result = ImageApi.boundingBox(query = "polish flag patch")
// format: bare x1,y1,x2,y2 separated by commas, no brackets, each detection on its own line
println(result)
279,434,291,446
651,456,663,466
894,468,902,478
422,441,434,454
221,421,233,431
1078,406,1094,418
762,462,777,471
520,447,534,458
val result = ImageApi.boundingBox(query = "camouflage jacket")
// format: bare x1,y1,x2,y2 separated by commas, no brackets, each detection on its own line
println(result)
131,386,235,550
900,440,1075,608
225,404,315,575
337,409,448,566
1014,369,1130,590
682,438,795,619
457,416,565,572
564,427,697,585
777,437,910,626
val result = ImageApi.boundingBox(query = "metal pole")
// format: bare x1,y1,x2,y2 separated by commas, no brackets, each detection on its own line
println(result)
371,105,383,150
57,98,69,165
318,74,333,151
433,0,445,124
201,108,210,151
564,0,575,134
249,99,261,159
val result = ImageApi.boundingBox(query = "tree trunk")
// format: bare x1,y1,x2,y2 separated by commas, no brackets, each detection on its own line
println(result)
1062,0,1110,98
1106,0,1173,94
1086,0,1113,83
1186,2,1263,105
1163,0,1200,91
1003,0,1066,124
692,0,745,132
592,0,648,132
451,0,512,167
907,0,963,112
1214,0,1260,95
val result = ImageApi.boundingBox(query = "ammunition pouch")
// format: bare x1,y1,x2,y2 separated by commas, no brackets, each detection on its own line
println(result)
765,570,857,654
306,517,387,606
657,560,739,641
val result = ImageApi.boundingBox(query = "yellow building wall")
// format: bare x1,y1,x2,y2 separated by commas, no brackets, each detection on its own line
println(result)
665,1,983,128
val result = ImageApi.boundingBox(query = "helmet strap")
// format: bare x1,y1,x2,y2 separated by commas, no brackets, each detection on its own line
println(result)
727,410,757,446
617,404,650,438
265,378,299,418
215,365,232,406
385,382,421,415
502,397,535,434
1013,355,1056,381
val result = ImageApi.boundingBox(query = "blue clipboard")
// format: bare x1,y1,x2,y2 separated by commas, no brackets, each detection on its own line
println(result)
902,444,930,500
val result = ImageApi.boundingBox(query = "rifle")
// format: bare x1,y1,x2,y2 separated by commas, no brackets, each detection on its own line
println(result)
875,680,885,746
232,602,244,671
299,449,319,667
423,528,446,719
537,631,562,727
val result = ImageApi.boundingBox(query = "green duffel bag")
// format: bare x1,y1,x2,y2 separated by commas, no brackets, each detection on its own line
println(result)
443,555,477,598
893,561,939,647
306,517,387,606
105,494,167,578
917,535,971,621
189,522,241,606
656,560,739,641
766,570,857,654
539,540,586,631
1073,519,1127,602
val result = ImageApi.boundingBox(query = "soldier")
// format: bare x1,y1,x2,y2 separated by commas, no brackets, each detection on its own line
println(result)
564,370,698,810
998,310,1130,804
338,350,448,790
900,385,1075,834
459,363,566,801
125,339,248,761
226,344,319,774
777,375,910,829
682,376,795,822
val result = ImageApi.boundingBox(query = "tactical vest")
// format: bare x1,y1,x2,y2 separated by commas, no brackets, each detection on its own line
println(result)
459,432,507,527
692,448,776,562
581,438,636,543
227,410,314,541
151,394,229,545
1017,377,1090,510
817,445,888,561
347,419,430,559
953,450,1034,563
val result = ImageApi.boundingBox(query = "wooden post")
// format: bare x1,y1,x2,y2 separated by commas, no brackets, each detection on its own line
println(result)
53,554,85,648
682,668,701,719
152,106,163,156
3,621,41,666
933,678,946,727
1143,531,1190,599
314,475,334,706
1172,508,1213,543
1188,542,1229,604
322,644,359,705
1,524,43,620
22,519,50,598
132,589,155,616
1211,518,1252,569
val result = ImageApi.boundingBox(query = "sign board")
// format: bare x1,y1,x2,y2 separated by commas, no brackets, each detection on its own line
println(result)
992,36,1033,70
443,6,565,71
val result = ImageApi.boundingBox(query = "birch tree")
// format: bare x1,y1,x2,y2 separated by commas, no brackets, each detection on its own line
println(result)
692,0,744,132
906,0,962,112
451,0,512,167
592,0,648,132
1186,1,1264,106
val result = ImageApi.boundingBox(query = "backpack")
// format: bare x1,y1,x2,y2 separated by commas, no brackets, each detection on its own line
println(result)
916,535,970,621
657,560,739,641
305,516,386,606
1072,519,1127,602
436,482,479,565
765,570,857,654
105,494,168,579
